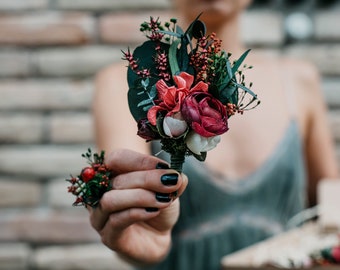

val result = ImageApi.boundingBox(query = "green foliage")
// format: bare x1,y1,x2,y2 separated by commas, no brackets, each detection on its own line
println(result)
123,16,260,169
127,41,168,121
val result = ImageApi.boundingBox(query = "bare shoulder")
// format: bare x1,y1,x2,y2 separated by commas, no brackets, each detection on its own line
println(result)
279,57,320,89
95,61,127,87
276,56,323,110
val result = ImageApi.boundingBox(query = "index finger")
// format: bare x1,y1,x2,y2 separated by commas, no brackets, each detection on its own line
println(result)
106,149,168,174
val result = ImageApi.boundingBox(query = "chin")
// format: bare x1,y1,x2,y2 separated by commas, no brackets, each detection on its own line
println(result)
182,0,250,23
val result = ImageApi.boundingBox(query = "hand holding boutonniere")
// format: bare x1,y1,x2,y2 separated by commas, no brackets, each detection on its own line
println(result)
66,15,260,208
122,15,260,172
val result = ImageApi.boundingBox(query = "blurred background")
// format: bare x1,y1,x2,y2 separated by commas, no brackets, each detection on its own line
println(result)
0,0,339,269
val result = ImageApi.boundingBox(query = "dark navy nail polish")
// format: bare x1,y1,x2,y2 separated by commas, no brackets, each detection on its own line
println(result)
145,207,159,212
156,162,170,169
161,173,178,186
155,193,171,203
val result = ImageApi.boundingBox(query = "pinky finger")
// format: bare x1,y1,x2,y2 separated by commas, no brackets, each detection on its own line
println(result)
104,207,160,235
100,207,160,251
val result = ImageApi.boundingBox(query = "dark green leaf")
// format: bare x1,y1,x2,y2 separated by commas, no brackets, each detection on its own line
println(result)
128,78,158,121
193,151,206,162
231,49,251,74
232,82,257,97
175,25,184,36
191,20,206,39
157,30,182,38
127,41,169,121
184,13,203,40
169,39,181,76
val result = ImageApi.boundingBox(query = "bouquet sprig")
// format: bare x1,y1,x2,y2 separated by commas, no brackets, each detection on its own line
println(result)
122,15,260,173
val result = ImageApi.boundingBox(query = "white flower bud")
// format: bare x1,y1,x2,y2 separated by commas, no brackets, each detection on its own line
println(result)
163,114,188,137
185,132,221,155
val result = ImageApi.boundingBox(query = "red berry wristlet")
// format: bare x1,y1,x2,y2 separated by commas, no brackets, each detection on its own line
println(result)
66,149,112,207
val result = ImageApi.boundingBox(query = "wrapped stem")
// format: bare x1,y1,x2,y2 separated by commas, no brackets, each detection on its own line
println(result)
170,152,185,173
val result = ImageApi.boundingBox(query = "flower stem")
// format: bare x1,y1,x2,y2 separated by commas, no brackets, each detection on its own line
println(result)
170,153,185,173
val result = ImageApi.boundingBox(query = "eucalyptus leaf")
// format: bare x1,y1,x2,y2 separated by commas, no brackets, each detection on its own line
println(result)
169,39,181,76
141,78,149,89
128,77,158,121
175,25,184,36
149,84,157,99
231,49,251,74
157,30,182,38
225,60,233,80
219,83,238,104
137,98,154,108
142,104,153,112
232,82,257,97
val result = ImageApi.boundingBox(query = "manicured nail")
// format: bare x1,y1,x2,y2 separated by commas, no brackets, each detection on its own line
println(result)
155,193,171,203
145,207,159,212
156,162,170,169
161,173,178,186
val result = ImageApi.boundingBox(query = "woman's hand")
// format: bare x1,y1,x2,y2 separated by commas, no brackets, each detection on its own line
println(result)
87,149,188,265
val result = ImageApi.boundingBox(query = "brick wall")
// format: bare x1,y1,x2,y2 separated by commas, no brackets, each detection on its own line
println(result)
0,1,339,269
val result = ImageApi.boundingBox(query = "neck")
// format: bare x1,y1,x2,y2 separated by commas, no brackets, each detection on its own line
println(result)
177,12,246,57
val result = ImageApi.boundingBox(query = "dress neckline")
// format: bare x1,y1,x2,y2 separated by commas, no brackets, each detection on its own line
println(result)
187,120,302,193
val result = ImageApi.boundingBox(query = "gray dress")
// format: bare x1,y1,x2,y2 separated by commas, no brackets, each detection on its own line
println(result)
142,119,306,270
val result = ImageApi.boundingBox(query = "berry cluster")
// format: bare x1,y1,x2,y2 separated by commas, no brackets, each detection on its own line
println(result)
310,245,340,266
66,149,112,207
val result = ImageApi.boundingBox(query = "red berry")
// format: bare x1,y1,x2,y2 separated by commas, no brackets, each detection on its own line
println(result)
332,246,340,263
81,167,95,182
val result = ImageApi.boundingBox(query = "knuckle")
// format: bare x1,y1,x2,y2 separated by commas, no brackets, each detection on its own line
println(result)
140,154,152,168
142,170,155,187
89,214,99,231
127,208,144,221
100,232,115,250
111,175,123,189
134,190,147,205
100,191,115,211
108,149,124,162
107,213,119,227
106,149,126,171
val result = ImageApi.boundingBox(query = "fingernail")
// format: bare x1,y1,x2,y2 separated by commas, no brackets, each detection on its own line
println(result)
156,162,170,169
161,173,178,186
145,207,159,212
155,192,171,203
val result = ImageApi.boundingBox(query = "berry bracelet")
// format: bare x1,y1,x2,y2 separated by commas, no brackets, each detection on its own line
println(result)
66,149,112,207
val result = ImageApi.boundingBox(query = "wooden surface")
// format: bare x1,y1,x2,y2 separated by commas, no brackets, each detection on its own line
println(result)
221,179,340,269
221,222,339,269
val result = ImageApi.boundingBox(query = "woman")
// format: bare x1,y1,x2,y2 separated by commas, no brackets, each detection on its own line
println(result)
90,0,339,269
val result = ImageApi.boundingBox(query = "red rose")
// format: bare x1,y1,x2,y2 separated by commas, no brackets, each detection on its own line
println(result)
147,72,208,125
181,92,228,137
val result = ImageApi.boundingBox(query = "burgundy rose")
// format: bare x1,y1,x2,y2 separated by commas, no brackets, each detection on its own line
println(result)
181,92,228,137
137,118,160,141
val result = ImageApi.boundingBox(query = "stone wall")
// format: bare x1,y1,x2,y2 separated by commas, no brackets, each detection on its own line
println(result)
0,1,339,269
